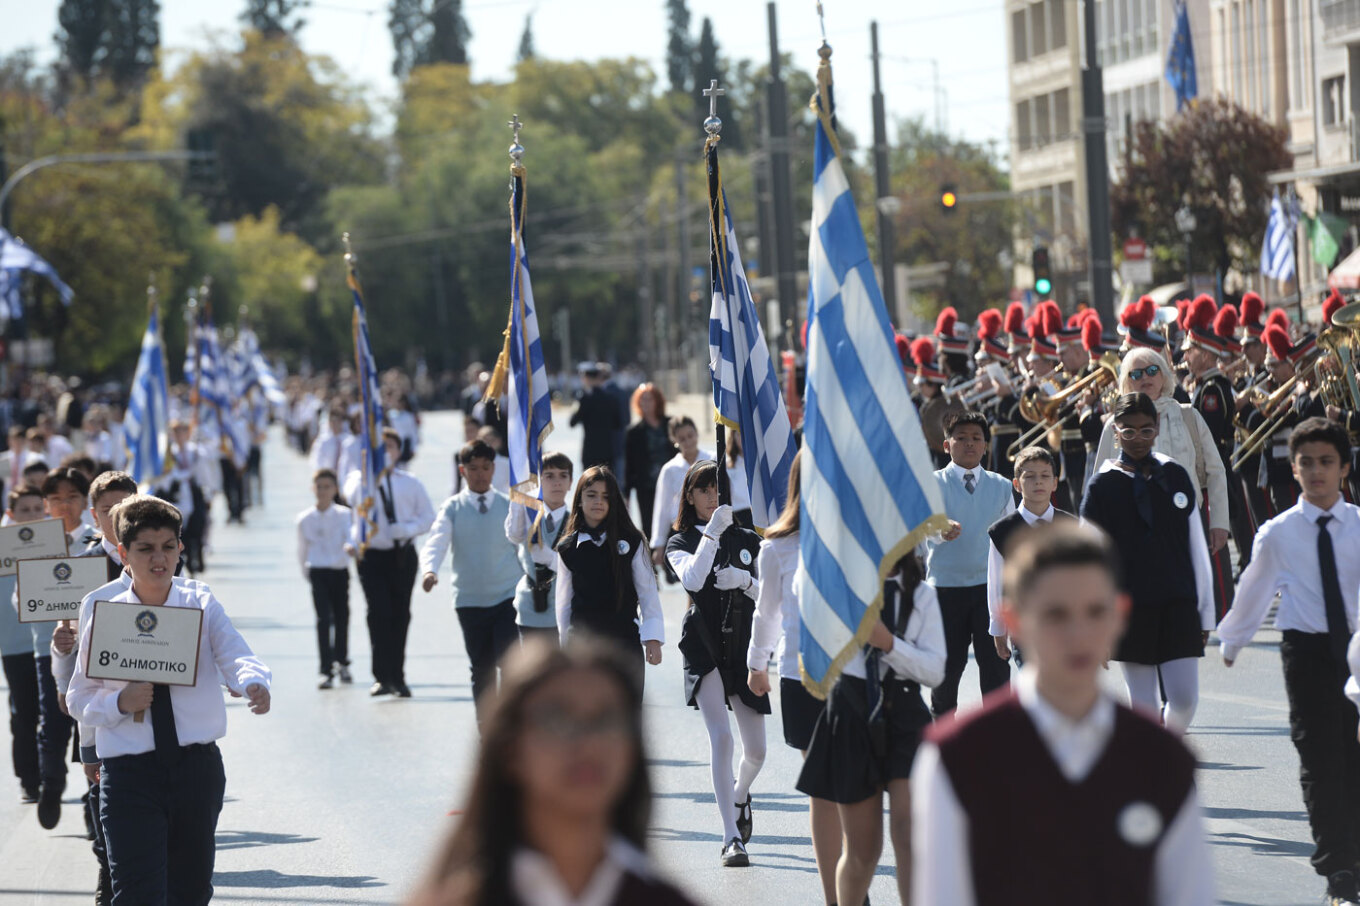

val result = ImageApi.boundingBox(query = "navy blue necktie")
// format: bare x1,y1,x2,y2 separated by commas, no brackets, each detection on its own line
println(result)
150,685,180,767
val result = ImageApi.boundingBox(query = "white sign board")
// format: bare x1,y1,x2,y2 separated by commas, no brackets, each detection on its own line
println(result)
85,601,204,687
17,557,111,623
0,519,69,577
1121,259,1154,285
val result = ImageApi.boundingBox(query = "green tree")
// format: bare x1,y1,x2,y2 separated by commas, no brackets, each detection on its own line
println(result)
103,0,160,89
1111,97,1291,282
56,0,107,84
389,0,471,77
516,13,535,63
665,0,692,95
241,0,306,36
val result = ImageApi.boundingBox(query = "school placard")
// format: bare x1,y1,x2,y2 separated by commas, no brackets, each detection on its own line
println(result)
17,557,110,623
0,518,69,577
85,601,203,687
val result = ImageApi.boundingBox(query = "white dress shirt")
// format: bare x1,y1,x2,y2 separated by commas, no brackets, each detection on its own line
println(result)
666,519,760,601
911,668,1216,906
505,502,569,566
649,450,714,548
747,533,802,681
837,579,947,686
1217,497,1360,663
510,835,657,906
342,467,435,551
987,504,1055,637
67,580,272,760
308,431,344,472
554,535,665,645
296,502,352,572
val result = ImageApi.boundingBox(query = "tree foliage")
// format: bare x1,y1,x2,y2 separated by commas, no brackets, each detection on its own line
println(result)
1111,98,1291,282
55,0,160,91
241,0,307,36
389,0,471,77
516,13,535,63
665,0,692,95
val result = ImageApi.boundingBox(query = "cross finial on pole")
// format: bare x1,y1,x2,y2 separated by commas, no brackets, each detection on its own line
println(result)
508,114,525,168
703,80,725,138
508,114,523,145
816,1,828,42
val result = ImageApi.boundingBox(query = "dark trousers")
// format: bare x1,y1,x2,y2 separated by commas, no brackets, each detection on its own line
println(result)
2,651,39,791
34,655,71,788
1280,631,1360,879
219,458,244,521
635,485,657,542
517,624,559,646
1062,448,1087,511
456,600,518,716
308,567,350,674
932,584,1010,717
244,445,262,508
100,743,226,906
356,545,418,685
89,776,113,902
1268,481,1299,519
1226,468,1255,572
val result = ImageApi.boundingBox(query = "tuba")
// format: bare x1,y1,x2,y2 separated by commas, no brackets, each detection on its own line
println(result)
1318,302,1360,411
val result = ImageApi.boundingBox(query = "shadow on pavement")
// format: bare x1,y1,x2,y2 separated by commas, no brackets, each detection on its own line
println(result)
216,829,320,850
212,870,385,889
1210,831,1314,858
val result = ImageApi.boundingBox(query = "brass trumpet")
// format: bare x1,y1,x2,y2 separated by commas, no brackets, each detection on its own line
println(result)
1008,352,1121,460
1230,348,1324,469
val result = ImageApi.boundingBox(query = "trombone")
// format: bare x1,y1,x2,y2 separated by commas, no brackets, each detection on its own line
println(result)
1230,348,1324,469
1007,352,1121,461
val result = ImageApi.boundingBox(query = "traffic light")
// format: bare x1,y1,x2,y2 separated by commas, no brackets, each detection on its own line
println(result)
1032,246,1052,297
940,183,958,213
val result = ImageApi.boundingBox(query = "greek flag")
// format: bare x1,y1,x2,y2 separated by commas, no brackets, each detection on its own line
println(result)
796,53,949,698
706,153,795,530
489,163,553,505
0,227,74,324
125,304,169,484
348,255,386,555
188,319,250,463
1261,191,1296,283
1165,0,1198,112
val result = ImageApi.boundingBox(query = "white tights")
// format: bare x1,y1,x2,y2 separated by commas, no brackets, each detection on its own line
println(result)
1120,658,1199,734
694,669,767,842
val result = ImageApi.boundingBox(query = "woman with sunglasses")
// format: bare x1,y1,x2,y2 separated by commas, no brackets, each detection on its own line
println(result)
1080,392,1215,733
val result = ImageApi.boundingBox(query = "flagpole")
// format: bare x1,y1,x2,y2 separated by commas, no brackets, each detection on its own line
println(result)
703,79,731,507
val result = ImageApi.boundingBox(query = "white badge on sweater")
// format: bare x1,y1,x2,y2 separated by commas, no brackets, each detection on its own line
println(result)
1117,801,1162,847
1172,491,1189,510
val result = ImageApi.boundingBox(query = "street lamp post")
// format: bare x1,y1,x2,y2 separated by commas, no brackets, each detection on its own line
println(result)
1175,205,1197,294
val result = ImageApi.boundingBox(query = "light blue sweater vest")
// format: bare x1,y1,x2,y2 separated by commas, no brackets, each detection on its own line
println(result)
442,491,524,609
926,467,1012,588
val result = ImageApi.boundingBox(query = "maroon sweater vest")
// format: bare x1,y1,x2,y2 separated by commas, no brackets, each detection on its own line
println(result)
930,691,1195,906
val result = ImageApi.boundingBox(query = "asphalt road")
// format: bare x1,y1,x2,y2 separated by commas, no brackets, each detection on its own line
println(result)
0,409,1328,904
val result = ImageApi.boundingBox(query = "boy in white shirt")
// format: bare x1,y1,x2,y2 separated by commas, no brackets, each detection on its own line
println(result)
297,468,353,688
503,452,572,644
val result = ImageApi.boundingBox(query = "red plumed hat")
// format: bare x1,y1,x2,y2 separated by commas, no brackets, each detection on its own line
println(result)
1263,323,1292,361
1265,307,1290,332
977,308,1002,340
1066,312,1083,328
910,337,936,368
1187,294,1217,331
1175,298,1191,330
1004,301,1026,334
894,333,911,365
1213,304,1239,338
1323,290,1346,325
1027,317,1043,341
934,306,958,338
1121,296,1156,331
1081,317,1102,352
1040,300,1062,336
1240,292,1264,326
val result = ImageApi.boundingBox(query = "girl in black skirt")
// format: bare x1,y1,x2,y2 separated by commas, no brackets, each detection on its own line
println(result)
746,451,839,905
1079,392,1215,734
664,460,767,868
796,551,946,906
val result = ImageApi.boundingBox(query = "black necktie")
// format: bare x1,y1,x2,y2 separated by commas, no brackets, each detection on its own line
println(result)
478,495,488,515
544,513,555,534
867,581,895,722
150,684,180,766
964,472,976,494
1119,451,1155,530
1317,515,1351,667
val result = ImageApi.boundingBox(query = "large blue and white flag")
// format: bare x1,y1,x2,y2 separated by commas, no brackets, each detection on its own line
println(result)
188,316,249,464
706,149,795,530
125,303,170,484
1165,0,1198,112
1261,190,1297,284
796,50,949,698
0,227,74,324
486,162,553,506
347,248,386,556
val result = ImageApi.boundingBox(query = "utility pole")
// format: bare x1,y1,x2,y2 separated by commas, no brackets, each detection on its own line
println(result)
870,22,898,315
636,227,654,369
766,1,798,331
752,98,776,281
1081,0,1115,325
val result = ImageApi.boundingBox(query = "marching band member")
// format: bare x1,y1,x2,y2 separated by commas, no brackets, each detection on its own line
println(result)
1055,314,1093,509
935,307,973,390
913,338,955,470
1248,322,1310,518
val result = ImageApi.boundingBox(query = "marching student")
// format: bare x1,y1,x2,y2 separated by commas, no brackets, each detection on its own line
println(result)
665,460,765,868
987,446,1075,667
649,416,713,571
0,424,28,498
925,410,1015,716
346,428,436,699
420,439,521,714
308,407,348,473
155,421,213,574
745,451,839,905
796,549,945,906
0,485,44,806
1080,393,1214,734
912,522,1215,905
503,452,572,644
67,494,272,906
297,468,353,689
1217,417,1360,905
554,466,663,682
476,425,512,494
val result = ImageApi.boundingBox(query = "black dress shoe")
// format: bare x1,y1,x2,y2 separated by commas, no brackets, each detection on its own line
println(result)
37,782,62,829
735,796,752,843
20,784,39,804
393,682,412,698
720,837,749,867
369,682,393,696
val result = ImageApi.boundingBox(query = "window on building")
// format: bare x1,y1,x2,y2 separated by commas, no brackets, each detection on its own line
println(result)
1058,180,1076,235
1147,79,1161,121
1323,75,1346,126
1218,9,1228,96
1119,0,1130,62
1034,92,1051,145
1246,0,1257,111
1288,0,1304,110
1037,185,1056,233
1013,8,1028,64
1017,99,1032,150
1230,4,1242,101
1145,0,1158,49
1131,0,1143,58
1054,87,1071,140
1032,0,1048,56
1050,0,1067,49
1257,0,1270,116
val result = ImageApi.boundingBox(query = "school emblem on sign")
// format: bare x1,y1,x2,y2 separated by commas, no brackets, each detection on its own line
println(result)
1173,491,1189,509
53,562,72,583
135,610,158,636
739,549,753,566
18,527,33,543
1117,801,1162,847
617,540,631,555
